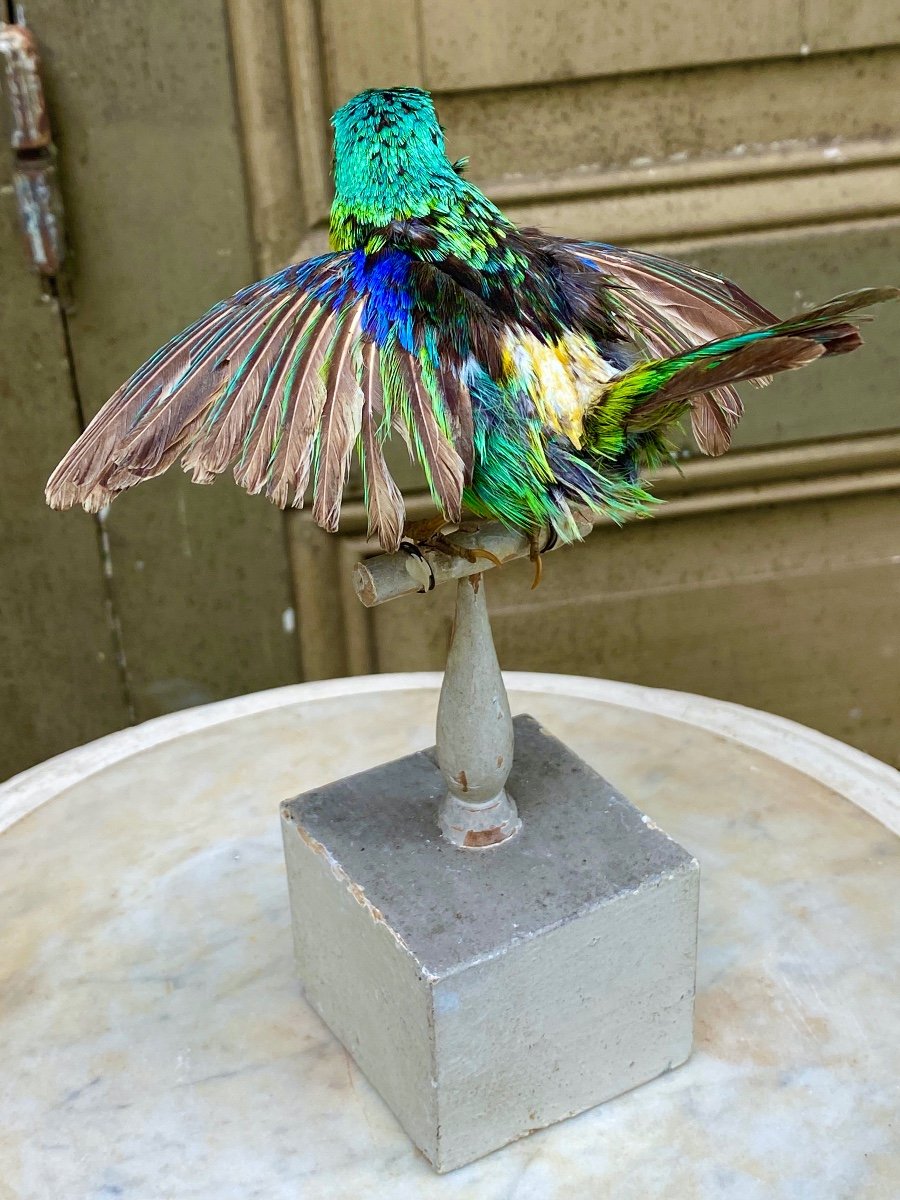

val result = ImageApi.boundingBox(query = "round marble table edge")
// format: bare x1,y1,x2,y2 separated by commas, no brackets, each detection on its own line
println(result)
2,672,898,838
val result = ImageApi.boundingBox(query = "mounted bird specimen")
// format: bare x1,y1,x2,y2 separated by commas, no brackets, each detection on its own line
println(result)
47,87,898,582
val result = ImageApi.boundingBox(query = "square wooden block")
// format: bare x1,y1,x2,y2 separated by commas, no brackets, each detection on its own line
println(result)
281,715,699,1172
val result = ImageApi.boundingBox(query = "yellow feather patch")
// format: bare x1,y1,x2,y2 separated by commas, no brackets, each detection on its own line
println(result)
504,328,614,449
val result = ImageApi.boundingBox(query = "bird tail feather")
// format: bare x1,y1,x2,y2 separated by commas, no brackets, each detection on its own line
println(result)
592,287,898,454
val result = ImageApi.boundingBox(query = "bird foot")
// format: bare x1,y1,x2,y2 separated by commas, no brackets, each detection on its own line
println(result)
399,518,503,593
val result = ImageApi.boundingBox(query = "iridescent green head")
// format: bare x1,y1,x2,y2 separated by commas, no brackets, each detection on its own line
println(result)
330,87,464,248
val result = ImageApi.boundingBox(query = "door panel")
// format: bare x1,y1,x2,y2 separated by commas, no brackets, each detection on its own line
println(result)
436,49,900,183
320,0,900,98
419,0,802,91
24,0,299,723
0,151,129,779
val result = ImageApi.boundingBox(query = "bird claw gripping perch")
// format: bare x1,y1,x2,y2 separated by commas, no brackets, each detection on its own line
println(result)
354,518,587,608
399,541,437,593
527,527,559,590
400,518,505,594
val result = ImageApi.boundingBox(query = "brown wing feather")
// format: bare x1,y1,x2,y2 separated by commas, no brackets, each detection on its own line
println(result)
312,302,366,531
395,348,464,521
46,249,476,546
179,298,322,486
359,340,405,550
232,306,334,504
567,241,781,455
45,301,264,510
131,293,307,482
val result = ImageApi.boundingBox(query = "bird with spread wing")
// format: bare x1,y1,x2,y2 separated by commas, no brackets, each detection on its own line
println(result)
46,87,898,583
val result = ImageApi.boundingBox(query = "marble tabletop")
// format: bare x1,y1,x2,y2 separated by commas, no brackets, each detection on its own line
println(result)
1,672,898,1199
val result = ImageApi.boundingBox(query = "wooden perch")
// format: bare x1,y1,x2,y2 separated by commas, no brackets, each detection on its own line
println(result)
352,514,592,608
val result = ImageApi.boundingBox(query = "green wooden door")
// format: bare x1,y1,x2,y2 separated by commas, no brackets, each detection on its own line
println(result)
0,143,131,777
3,2,899,778
0,2,299,779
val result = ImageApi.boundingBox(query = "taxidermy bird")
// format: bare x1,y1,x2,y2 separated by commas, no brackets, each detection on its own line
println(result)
47,87,897,585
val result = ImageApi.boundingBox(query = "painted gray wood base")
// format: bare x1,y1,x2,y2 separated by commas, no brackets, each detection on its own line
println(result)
281,714,700,1173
